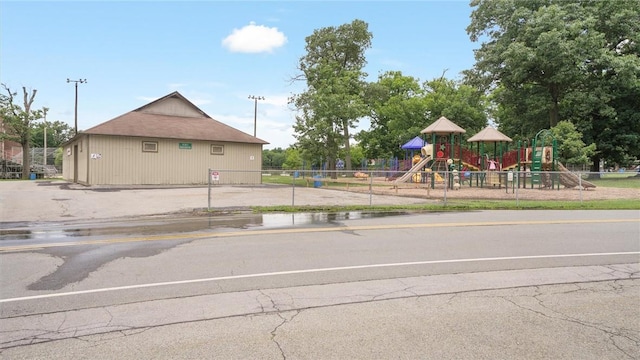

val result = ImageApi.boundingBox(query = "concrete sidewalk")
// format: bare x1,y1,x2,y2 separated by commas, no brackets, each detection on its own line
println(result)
0,180,428,224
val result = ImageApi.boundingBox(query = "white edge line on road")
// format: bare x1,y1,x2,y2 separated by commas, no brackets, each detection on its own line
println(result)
1,252,639,304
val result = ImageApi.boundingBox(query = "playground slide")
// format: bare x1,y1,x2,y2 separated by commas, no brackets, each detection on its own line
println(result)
557,162,596,189
394,156,431,184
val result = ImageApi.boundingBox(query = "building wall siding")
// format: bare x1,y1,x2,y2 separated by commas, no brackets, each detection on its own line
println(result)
62,137,90,184
85,135,262,185
141,98,202,118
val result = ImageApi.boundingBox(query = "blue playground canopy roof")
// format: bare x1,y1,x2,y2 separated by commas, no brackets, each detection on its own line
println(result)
401,136,426,150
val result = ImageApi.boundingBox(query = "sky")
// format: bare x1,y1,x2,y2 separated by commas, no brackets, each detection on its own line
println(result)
1,1,479,150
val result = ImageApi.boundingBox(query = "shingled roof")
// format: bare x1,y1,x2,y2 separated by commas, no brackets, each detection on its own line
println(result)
467,126,512,143
82,92,268,144
420,116,466,135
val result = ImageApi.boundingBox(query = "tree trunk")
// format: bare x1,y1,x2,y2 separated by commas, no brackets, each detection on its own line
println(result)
587,154,601,179
20,87,38,180
342,119,352,171
328,157,337,179
549,85,560,128
21,139,30,180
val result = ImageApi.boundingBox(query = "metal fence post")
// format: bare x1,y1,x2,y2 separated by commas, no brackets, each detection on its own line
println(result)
443,168,448,206
369,171,373,206
292,171,295,207
207,168,211,211
578,171,583,204
515,170,519,206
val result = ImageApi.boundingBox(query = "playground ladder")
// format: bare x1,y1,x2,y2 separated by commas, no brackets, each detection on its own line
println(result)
530,147,543,185
531,129,554,186
433,158,448,174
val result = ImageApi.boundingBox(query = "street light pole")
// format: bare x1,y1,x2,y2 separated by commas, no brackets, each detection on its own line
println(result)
43,107,49,166
67,78,87,135
248,95,264,137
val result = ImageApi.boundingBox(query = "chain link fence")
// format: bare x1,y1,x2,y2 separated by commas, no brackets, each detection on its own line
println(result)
1,148,60,179
205,168,638,209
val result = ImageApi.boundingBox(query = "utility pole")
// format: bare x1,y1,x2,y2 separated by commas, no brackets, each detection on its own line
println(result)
43,107,49,166
248,95,264,137
67,78,87,135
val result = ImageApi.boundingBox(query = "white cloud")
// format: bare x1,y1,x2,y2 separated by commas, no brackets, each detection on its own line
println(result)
222,22,287,54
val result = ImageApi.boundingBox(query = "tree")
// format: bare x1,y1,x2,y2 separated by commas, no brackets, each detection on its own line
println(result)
282,147,303,170
0,84,45,179
342,143,365,170
357,73,487,159
571,0,640,171
466,0,640,172
54,147,64,167
262,148,286,169
550,121,595,167
30,120,74,148
290,19,372,177
422,77,487,136
466,0,606,128
357,71,427,159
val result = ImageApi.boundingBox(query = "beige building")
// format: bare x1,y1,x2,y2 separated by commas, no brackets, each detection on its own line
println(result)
62,92,268,185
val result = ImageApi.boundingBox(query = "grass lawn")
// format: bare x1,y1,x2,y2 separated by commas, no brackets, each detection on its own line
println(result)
251,198,640,213
258,172,639,213
587,173,640,189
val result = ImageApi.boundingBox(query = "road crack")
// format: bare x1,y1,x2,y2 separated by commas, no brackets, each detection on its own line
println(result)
496,283,639,359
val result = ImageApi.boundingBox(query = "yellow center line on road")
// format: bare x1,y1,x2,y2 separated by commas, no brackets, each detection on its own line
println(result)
1,218,638,253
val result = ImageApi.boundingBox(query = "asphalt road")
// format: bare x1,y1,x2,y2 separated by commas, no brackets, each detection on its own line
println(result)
1,209,639,359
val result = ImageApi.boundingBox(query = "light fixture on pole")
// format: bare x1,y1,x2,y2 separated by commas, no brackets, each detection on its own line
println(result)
67,78,87,135
248,95,264,137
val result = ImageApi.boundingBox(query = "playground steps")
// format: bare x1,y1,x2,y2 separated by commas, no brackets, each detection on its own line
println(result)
530,147,543,185
432,158,449,174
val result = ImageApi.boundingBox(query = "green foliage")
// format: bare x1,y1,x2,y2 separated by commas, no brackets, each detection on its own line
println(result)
291,19,372,173
54,147,63,167
357,73,487,159
345,143,365,170
550,121,595,166
262,148,286,169
251,198,640,213
422,77,487,136
357,71,427,159
466,0,640,171
30,120,73,148
0,84,44,179
282,148,303,170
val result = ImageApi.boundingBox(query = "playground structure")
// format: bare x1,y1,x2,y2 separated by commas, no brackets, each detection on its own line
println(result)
393,117,596,190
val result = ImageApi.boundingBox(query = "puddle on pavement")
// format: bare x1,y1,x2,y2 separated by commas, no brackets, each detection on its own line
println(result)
28,239,194,291
0,211,409,242
14,211,408,291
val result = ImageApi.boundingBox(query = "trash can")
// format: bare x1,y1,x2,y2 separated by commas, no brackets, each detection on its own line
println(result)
294,171,299,178
313,175,322,188
29,173,36,180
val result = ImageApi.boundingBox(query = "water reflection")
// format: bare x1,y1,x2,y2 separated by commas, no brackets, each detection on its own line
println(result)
1,211,407,242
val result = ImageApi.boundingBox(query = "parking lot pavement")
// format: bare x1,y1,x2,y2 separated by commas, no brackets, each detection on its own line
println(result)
0,180,428,223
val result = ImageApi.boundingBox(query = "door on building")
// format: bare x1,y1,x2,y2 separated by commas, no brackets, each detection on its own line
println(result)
73,144,78,183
